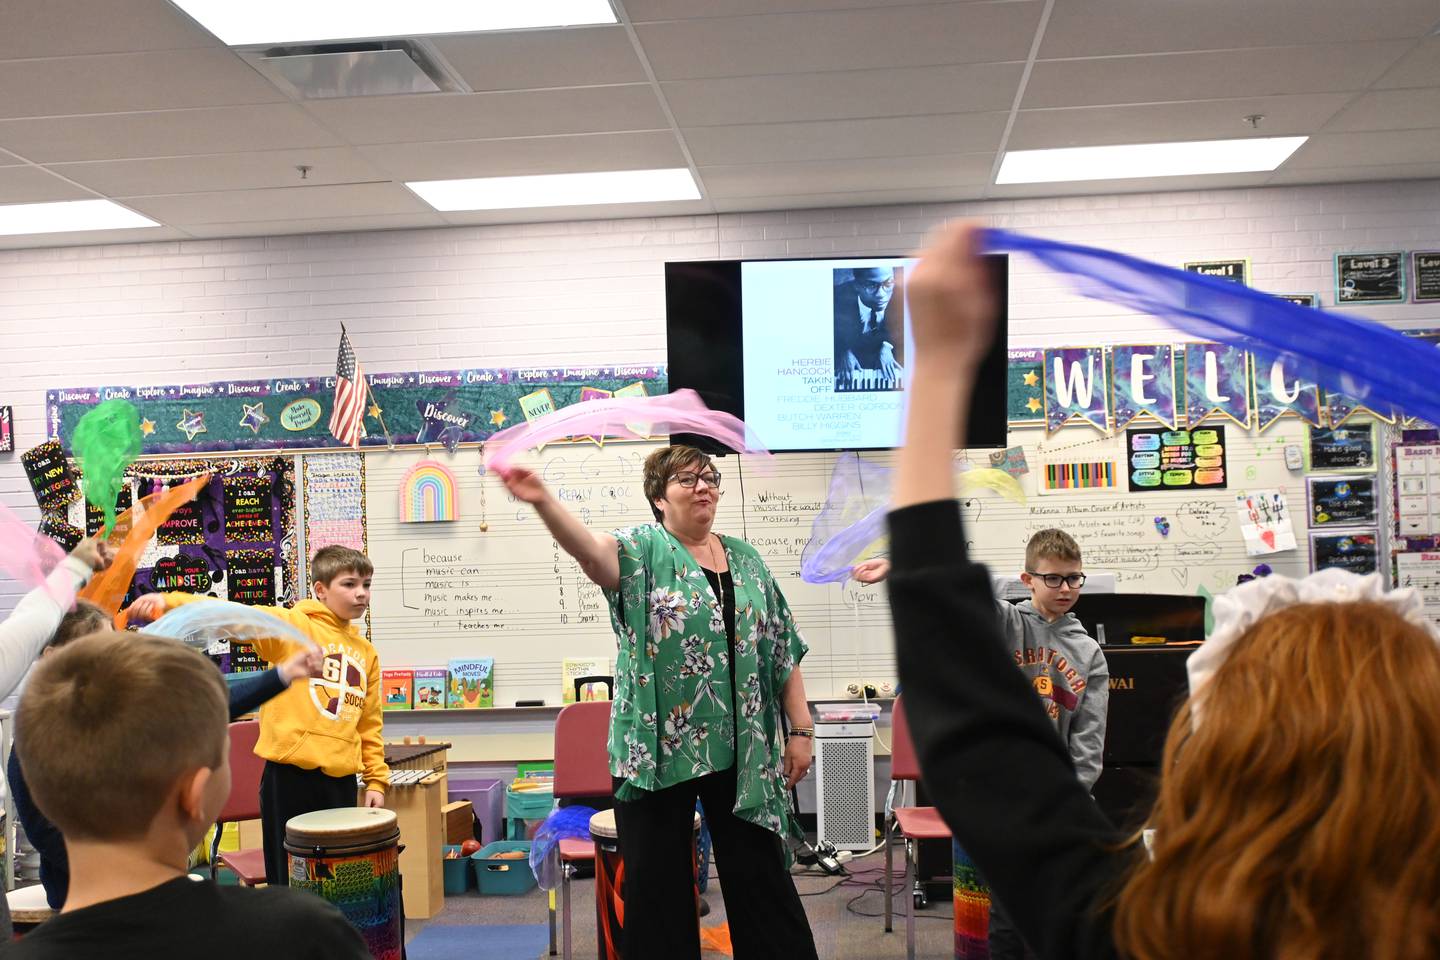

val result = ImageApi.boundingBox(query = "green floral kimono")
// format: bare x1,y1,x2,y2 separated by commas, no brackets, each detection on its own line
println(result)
604,523,808,840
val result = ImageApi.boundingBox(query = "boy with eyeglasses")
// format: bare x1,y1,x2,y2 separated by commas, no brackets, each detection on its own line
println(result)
852,526,1107,960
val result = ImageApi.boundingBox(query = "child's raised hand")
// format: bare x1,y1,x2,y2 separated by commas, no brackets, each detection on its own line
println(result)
69,536,113,574
126,593,166,624
852,558,892,584
499,466,547,505
906,223,998,372
279,646,324,685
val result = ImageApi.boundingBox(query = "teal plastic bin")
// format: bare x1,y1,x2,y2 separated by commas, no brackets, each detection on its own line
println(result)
472,840,536,895
442,845,473,894
503,786,553,840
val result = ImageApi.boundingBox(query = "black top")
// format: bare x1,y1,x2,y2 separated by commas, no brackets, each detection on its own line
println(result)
9,668,289,910
888,500,1125,960
5,876,368,959
702,566,738,747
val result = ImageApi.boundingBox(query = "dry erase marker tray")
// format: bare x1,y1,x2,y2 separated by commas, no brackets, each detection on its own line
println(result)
814,702,883,722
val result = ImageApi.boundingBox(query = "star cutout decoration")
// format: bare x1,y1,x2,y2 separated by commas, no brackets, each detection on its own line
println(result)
1025,396,1043,413
489,409,507,428
138,418,156,437
239,402,269,435
368,402,382,419
1022,370,1039,387
176,409,207,441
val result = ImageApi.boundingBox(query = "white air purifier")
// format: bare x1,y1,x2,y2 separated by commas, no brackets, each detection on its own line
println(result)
813,718,876,851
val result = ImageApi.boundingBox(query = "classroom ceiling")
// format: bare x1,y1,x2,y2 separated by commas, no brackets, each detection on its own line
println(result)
1,0,1438,248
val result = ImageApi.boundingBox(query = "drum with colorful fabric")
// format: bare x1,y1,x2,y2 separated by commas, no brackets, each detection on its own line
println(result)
285,807,402,960
953,839,991,959
590,808,702,960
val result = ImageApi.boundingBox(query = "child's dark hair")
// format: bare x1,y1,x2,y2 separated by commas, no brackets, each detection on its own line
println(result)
48,600,110,652
310,545,373,586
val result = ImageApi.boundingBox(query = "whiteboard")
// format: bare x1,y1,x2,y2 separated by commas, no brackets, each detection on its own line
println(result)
344,417,1334,705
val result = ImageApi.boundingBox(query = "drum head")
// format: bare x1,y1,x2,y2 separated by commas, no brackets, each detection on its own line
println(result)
8,883,54,923
285,806,399,854
588,808,702,840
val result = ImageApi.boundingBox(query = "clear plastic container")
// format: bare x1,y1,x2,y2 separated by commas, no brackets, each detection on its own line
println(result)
813,702,884,722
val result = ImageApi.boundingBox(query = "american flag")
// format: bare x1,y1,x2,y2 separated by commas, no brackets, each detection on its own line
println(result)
329,326,366,448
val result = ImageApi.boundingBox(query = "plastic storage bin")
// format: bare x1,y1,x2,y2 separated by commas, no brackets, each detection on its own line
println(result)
472,840,536,895
442,845,473,894
504,785,554,840
448,776,503,845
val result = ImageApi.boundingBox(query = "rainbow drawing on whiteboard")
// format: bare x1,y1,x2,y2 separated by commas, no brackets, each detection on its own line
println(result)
399,459,458,522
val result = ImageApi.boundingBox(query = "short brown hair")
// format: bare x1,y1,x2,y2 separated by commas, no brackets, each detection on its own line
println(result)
311,544,373,587
1025,528,1081,570
48,599,110,651
17,631,227,841
642,445,714,522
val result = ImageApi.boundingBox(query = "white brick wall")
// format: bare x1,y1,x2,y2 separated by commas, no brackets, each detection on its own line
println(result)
3,178,1439,610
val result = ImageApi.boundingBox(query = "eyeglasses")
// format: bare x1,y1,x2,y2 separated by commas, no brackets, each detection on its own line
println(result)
857,278,896,293
1027,572,1086,589
669,470,722,490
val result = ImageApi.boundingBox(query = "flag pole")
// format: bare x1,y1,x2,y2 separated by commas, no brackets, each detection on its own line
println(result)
364,378,396,450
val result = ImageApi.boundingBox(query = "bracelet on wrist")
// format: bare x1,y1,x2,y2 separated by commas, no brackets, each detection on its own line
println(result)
788,729,814,739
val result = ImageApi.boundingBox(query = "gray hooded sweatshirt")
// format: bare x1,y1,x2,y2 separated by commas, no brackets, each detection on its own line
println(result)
992,599,1109,790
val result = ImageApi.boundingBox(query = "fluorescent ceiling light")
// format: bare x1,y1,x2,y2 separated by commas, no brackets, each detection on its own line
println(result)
0,199,158,237
996,136,1308,184
408,169,701,212
170,0,618,46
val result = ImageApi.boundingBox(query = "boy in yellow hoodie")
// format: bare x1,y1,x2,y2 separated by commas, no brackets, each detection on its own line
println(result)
130,545,390,885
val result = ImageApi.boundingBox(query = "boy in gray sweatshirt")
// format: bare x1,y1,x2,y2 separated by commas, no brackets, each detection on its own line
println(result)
853,526,1108,960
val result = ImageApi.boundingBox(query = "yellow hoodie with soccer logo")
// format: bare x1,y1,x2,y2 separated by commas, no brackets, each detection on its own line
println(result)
162,593,390,795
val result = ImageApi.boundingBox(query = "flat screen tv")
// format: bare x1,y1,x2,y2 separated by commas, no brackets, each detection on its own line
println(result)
665,254,1009,453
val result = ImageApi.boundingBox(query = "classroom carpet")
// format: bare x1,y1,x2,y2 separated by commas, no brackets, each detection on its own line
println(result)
406,923,548,960
404,844,958,960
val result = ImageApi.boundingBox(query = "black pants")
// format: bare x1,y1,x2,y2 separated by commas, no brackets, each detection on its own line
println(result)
612,766,818,960
988,892,1038,960
260,760,358,885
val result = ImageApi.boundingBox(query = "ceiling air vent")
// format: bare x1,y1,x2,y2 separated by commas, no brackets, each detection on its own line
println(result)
240,39,469,99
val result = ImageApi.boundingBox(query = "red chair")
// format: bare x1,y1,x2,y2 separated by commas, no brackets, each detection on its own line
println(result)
548,700,613,959
210,720,268,885
885,697,952,960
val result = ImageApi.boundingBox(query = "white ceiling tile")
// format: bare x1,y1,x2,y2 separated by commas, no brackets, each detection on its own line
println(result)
700,153,995,199
302,86,668,144
1024,43,1415,109
1322,87,1440,132
429,26,647,91
180,213,449,238
0,49,285,119
0,105,347,163
684,113,1008,165
49,148,389,197
0,165,96,202
637,3,1041,80
0,0,216,60
1375,38,1440,88
0,224,187,250
1008,94,1355,149
663,62,1024,126
626,0,963,19
358,132,686,180
125,183,433,225
1284,129,1440,168
1268,161,1440,184
1039,0,1440,57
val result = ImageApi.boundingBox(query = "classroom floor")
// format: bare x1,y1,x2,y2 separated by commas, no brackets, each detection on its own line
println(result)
405,842,958,960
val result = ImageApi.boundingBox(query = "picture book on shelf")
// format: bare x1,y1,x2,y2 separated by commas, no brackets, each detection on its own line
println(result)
413,668,447,709
447,658,494,709
562,657,611,703
382,669,414,711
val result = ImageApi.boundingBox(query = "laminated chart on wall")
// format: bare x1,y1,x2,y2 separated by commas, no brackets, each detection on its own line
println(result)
304,452,367,555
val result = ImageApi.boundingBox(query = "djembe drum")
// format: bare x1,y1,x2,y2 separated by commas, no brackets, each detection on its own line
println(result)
285,807,402,960
589,809,703,960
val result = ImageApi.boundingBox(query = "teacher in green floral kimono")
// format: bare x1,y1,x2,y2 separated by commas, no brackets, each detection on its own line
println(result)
501,444,819,960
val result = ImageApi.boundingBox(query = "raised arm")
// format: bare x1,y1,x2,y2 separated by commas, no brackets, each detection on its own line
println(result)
500,466,619,591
